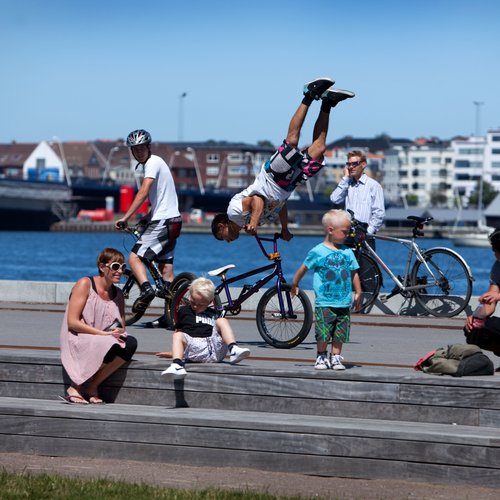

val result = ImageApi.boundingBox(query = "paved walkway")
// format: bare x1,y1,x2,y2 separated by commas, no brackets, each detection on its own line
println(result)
0,301,497,369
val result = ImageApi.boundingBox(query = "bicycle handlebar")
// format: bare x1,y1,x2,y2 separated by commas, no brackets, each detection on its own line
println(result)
254,233,281,260
348,209,434,240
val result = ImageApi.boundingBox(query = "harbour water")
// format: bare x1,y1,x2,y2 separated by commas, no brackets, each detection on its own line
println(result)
0,231,491,295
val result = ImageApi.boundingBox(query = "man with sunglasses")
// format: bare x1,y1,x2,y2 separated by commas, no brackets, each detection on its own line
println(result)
330,150,385,246
115,129,182,313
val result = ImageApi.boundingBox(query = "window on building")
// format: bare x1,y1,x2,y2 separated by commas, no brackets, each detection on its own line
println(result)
458,148,483,155
227,153,243,163
455,160,470,168
206,154,219,163
206,166,219,176
455,174,470,180
36,158,46,169
491,162,500,169
227,178,246,188
411,157,426,164
431,157,441,164
228,165,248,176
491,136,500,142
492,149,500,155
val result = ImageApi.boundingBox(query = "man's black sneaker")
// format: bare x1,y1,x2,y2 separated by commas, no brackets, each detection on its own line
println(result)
321,88,355,107
303,77,335,100
132,287,156,313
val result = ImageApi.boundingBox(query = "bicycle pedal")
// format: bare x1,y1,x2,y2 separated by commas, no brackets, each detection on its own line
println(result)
379,294,389,303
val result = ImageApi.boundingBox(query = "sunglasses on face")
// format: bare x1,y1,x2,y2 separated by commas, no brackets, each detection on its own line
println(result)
106,262,126,272
345,161,363,167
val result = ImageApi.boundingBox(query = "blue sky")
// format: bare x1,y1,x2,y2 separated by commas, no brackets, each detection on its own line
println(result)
1,0,499,146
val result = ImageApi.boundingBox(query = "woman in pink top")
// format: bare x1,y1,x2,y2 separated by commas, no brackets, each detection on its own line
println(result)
60,248,137,404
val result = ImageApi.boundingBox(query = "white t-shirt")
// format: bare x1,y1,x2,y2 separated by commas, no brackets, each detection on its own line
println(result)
143,154,180,220
227,166,290,227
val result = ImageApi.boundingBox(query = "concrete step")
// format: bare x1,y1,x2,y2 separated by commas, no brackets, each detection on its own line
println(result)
1,352,499,428
1,396,499,488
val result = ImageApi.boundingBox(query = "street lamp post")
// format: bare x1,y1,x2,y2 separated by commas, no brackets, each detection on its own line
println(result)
52,136,72,188
102,146,120,183
178,92,187,141
186,147,205,195
473,101,484,136
215,156,228,189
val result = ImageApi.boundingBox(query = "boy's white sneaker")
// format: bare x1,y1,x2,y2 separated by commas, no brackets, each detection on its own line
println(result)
230,345,250,364
161,362,187,379
331,354,346,370
314,353,331,370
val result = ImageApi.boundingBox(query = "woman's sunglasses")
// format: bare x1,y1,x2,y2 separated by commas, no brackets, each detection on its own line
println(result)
106,262,126,272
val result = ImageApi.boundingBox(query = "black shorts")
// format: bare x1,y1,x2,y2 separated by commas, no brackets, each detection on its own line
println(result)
132,217,182,264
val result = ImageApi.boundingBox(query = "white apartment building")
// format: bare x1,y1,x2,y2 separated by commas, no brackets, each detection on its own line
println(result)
452,129,500,206
396,142,454,208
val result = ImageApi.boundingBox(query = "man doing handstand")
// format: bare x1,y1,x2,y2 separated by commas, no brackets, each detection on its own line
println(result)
212,77,354,242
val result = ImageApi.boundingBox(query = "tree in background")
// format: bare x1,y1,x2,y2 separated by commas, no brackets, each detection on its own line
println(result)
468,180,498,208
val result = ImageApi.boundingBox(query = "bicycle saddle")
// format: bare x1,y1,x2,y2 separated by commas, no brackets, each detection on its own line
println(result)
208,264,236,277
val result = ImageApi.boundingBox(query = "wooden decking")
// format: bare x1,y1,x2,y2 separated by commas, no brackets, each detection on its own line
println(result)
0,351,499,487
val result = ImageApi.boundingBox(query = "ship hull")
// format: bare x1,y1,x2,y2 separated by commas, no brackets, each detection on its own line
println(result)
0,179,72,231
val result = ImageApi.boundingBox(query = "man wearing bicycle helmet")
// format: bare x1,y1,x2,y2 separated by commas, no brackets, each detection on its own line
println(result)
115,129,182,312
211,77,355,242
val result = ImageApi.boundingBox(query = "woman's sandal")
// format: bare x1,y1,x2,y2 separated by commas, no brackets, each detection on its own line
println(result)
59,393,89,405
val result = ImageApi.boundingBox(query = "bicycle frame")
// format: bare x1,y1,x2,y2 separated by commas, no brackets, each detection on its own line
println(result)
214,235,290,315
362,233,445,294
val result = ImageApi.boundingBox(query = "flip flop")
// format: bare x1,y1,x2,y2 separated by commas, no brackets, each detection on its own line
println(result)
88,395,105,404
58,394,89,405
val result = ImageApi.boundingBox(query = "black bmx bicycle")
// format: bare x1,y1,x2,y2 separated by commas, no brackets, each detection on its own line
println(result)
118,223,196,327
171,233,313,349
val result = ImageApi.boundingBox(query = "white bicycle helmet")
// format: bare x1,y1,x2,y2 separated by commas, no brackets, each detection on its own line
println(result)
126,129,152,147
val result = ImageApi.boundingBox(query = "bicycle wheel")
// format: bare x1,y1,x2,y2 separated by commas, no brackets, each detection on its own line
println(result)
122,270,144,326
411,248,473,317
170,281,222,325
165,272,197,326
256,283,313,349
352,253,382,314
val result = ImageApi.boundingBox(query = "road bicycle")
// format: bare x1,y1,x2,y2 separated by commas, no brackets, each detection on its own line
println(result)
171,233,313,349
118,223,196,327
349,212,473,318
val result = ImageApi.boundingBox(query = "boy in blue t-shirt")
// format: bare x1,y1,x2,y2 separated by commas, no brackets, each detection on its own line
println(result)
292,209,361,370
